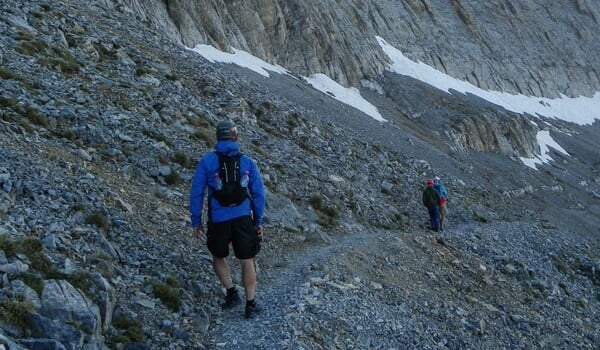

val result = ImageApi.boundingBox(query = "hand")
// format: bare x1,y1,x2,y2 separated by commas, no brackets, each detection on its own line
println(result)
194,225,205,237
255,226,264,241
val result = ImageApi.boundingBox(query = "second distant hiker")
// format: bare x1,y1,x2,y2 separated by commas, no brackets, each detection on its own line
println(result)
433,176,448,230
422,178,441,232
189,120,266,319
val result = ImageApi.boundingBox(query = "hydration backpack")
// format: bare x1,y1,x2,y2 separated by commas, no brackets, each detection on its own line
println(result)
212,152,248,207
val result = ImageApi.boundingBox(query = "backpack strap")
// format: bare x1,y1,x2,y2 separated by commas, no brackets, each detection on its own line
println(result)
214,151,242,182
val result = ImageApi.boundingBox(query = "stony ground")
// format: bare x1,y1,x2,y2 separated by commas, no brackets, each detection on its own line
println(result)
0,1,598,349
207,221,598,350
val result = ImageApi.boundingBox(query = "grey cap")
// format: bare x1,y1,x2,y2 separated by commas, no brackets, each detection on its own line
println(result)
216,120,238,140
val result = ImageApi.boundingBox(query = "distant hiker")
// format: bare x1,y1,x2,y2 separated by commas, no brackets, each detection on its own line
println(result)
422,178,441,232
189,120,266,319
433,176,448,230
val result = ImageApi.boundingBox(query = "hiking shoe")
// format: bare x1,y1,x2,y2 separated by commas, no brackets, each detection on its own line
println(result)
221,291,241,309
245,302,262,319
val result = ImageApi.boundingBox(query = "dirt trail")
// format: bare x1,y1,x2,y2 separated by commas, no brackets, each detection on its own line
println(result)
205,228,391,349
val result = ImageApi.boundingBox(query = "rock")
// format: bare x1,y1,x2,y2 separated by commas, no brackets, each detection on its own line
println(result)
157,166,172,177
28,314,84,350
0,261,28,274
77,148,93,162
39,280,102,339
91,273,116,332
18,338,67,350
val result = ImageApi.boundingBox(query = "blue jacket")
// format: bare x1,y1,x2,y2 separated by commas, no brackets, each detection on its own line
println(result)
189,141,266,227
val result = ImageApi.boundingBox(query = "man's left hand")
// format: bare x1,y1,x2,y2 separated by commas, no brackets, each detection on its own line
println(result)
194,226,205,236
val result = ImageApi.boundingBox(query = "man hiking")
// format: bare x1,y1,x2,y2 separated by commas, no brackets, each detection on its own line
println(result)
433,176,448,230
189,120,266,319
422,178,441,232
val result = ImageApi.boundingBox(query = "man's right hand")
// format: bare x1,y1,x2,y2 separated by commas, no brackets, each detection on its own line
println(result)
255,226,264,241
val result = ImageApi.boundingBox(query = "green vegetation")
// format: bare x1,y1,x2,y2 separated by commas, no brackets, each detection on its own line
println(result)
191,128,215,147
135,66,152,76
97,44,118,61
20,237,54,274
298,139,318,155
143,129,170,144
380,186,393,195
0,236,54,275
39,47,80,75
15,30,36,42
286,112,302,130
472,211,489,223
22,105,48,128
272,163,286,174
309,195,324,211
65,271,92,294
53,127,77,140
550,254,570,275
85,212,110,231
164,171,181,186
165,275,181,288
0,296,35,331
173,151,193,169
151,280,181,311
0,95,49,131
70,202,86,212
16,31,79,74
16,38,47,56
156,154,169,164
15,29,79,74
0,67,17,80
309,194,339,228
20,273,45,296
111,316,145,345
165,73,179,81
0,236,16,257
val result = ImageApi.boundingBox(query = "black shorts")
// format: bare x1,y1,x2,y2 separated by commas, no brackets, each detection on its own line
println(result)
206,216,260,259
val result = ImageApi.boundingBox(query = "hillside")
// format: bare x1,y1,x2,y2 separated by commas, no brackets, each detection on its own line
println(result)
0,1,598,349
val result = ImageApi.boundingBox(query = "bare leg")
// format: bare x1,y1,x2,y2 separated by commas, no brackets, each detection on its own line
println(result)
239,258,256,301
213,257,234,290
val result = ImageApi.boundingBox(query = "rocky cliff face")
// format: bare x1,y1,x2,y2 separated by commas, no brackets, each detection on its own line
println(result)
119,0,600,98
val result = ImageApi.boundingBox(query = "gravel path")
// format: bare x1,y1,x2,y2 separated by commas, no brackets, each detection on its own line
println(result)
207,228,386,349
205,220,599,350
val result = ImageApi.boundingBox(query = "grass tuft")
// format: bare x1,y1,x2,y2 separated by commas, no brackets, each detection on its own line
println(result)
20,273,45,296
0,297,35,330
151,280,181,311
164,171,181,186
85,212,110,231
111,316,145,343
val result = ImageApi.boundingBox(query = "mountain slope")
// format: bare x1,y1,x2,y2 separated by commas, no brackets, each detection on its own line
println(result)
0,1,598,349
122,0,600,97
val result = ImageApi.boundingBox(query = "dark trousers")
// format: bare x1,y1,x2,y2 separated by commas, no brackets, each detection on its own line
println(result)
427,206,440,232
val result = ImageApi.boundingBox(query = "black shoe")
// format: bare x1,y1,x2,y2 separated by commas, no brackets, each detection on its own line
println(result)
221,291,241,309
245,301,262,319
